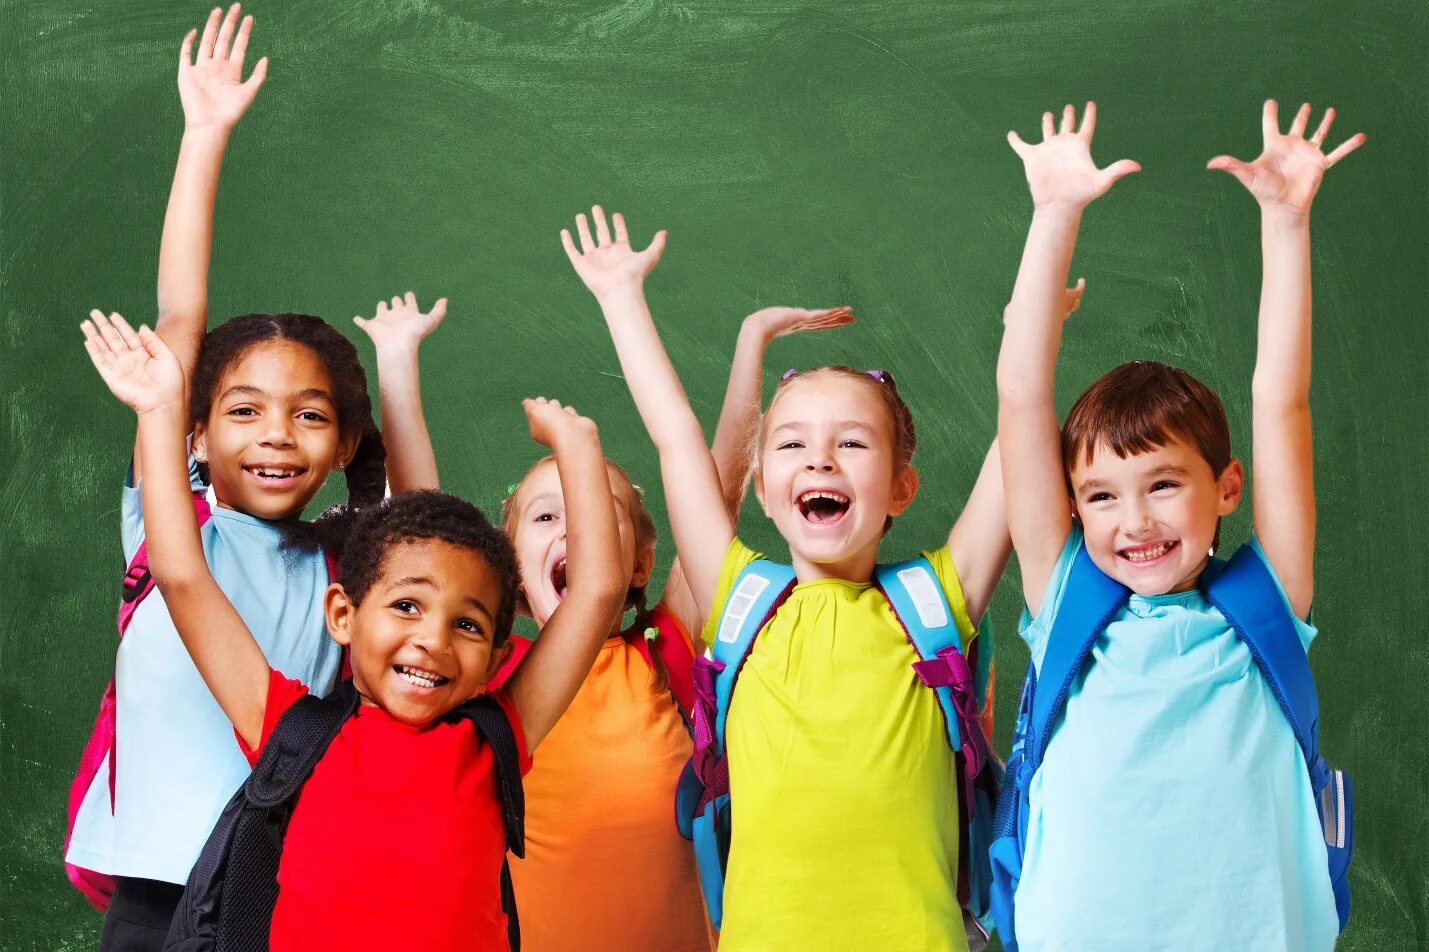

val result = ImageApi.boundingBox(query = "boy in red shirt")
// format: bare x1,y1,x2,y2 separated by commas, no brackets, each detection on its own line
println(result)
82,311,629,951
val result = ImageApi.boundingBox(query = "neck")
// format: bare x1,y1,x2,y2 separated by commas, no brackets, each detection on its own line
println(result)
789,541,881,584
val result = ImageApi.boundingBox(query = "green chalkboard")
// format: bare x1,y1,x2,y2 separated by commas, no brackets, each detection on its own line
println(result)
2,2,1424,949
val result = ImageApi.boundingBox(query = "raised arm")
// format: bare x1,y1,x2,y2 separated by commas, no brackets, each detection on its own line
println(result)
353,292,449,492
504,398,628,749
1209,100,1364,619
661,305,853,632
998,103,1139,615
83,312,270,747
561,206,731,618
138,4,267,483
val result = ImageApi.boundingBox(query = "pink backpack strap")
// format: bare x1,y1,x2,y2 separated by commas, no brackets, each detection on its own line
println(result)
487,635,533,692
65,490,211,912
629,607,698,719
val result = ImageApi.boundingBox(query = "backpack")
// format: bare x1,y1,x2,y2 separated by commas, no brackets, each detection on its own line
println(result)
65,491,341,912
162,679,527,952
674,556,1002,948
492,607,697,719
987,544,1354,951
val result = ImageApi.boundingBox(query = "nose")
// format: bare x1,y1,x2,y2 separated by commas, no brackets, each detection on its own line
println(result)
1120,499,1155,538
410,619,452,657
258,416,296,449
803,450,837,474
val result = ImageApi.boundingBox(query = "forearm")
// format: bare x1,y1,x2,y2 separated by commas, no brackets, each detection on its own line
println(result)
708,321,767,514
156,127,229,357
947,442,1013,626
375,344,438,492
1251,210,1313,404
998,206,1082,403
554,430,625,602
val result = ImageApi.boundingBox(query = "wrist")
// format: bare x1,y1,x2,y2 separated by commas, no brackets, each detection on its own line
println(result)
1261,205,1310,232
180,124,232,147
136,400,188,425
595,281,646,310
1030,202,1086,225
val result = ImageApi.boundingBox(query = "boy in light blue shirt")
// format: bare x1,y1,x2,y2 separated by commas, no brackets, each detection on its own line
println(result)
994,99,1364,950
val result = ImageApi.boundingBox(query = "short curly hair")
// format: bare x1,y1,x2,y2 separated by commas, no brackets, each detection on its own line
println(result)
332,490,520,645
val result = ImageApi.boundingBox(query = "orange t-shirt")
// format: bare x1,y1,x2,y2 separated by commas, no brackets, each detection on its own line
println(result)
497,608,711,952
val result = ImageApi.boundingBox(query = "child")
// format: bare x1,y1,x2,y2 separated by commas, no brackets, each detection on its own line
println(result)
561,205,1012,952
362,288,851,951
994,101,1363,950
81,310,629,951
63,9,380,950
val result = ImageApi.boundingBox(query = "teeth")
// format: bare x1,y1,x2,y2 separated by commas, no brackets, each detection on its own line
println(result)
799,490,849,504
396,665,445,687
252,467,297,478
1124,542,1174,562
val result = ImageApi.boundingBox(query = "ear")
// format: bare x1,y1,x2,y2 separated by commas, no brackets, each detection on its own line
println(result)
482,638,514,683
324,582,356,648
631,542,656,589
887,465,920,517
1215,458,1245,516
191,421,208,462
752,468,770,516
335,428,363,473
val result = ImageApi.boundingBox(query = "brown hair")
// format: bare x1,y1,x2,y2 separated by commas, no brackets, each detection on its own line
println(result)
1062,361,1232,476
756,366,917,535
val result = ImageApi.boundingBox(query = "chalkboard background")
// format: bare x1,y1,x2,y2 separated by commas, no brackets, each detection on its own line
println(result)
2,2,1424,949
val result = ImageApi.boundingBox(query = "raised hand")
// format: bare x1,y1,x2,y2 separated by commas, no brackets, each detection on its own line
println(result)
1208,100,1365,217
561,206,667,300
523,397,597,449
1008,102,1140,211
744,305,854,343
82,311,185,415
353,292,449,352
178,4,267,130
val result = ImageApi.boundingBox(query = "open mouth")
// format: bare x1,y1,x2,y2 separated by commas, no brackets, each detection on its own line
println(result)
796,489,851,526
393,664,450,689
242,463,307,488
549,558,568,602
1118,540,1179,565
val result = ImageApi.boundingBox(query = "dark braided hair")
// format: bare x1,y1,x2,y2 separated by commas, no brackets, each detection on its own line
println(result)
190,313,386,551
334,490,520,647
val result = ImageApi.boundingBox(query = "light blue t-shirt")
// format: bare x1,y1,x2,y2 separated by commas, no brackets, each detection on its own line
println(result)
1013,526,1338,952
66,459,342,885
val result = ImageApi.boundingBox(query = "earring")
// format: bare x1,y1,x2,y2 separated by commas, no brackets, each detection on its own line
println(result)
194,448,206,462
335,460,345,470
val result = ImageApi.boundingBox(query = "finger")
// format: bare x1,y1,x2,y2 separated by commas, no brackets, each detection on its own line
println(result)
83,334,110,373
1262,99,1279,142
1041,111,1055,140
592,205,611,247
560,229,581,265
643,229,668,262
375,301,388,316
81,319,112,363
1206,155,1253,187
230,14,253,70
575,214,594,253
1059,103,1075,135
137,324,167,358
612,212,630,245
1288,102,1311,138
563,405,577,416
198,7,222,59
391,296,403,310
404,291,417,307
352,316,367,329
179,28,197,71
1324,132,1366,167
108,312,141,347
1006,130,1031,157
1310,108,1336,147
215,4,242,61
242,56,268,91
1098,159,1141,189
429,298,448,322
1078,101,1097,142
93,312,128,355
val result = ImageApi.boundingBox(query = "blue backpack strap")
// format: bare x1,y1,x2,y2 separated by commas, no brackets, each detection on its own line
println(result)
875,556,965,751
710,559,797,749
1026,546,1130,771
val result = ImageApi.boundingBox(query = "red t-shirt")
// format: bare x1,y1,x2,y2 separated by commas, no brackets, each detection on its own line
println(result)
238,669,531,952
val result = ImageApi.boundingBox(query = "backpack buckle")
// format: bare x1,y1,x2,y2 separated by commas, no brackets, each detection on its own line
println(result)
913,646,970,690
121,566,151,603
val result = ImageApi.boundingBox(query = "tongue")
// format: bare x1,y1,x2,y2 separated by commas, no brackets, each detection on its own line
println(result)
806,501,846,524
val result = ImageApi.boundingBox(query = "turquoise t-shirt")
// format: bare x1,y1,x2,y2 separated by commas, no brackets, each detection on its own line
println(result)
1013,526,1338,952
66,458,342,885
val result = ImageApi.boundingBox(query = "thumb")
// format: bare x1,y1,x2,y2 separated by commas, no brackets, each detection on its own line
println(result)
1007,130,1030,157
243,56,268,91
429,298,449,322
644,229,668,263
1098,159,1141,190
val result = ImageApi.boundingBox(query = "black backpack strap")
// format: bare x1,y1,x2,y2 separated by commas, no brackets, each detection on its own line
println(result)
449,695,526,951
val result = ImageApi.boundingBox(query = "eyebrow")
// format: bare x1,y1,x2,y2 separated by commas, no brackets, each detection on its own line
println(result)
522,492,560,514
386,576,495,621
220,384,335,404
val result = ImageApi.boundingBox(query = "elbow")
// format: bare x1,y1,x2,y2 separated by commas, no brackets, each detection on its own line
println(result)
1251,376,1310,411
149,563,209,599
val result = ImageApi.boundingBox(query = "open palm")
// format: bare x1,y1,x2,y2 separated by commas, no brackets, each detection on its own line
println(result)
354,292,449,350
1008,103,1140,210
82,311,184,415
178,4,267,130
749,305,854,341
1208,101,1365,216
561,206,667,299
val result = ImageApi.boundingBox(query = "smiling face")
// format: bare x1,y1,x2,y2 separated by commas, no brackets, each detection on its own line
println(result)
1070,438,1244,595
327,538,512,725
506,458,651,628
192,340,357,521
754,373,918,582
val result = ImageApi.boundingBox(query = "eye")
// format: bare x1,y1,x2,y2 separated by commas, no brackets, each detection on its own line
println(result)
391,599,418,615
1086,491,1113,503
227,406,257,418
533,512,558,524
838,439,867,449
1150,480,1179,493
455,618,486,637
776,440,804,451
298,410,330,423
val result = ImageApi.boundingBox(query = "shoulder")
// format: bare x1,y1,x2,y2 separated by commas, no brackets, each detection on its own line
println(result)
1230,537,1318,651
698,537,769,648
236,669,310,768
913,546,978,647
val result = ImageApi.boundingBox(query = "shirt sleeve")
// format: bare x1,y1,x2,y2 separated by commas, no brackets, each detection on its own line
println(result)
236,668,311,768
920,545,980,653
698,537,763,649
488,688,533,776
1248,535,1318,651
1018,525,1085,669
120,452,207,563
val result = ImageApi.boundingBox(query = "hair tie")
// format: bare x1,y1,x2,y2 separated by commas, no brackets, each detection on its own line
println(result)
781,368,801,381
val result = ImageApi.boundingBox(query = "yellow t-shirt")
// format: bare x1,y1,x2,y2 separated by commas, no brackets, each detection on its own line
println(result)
701,539,977,952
